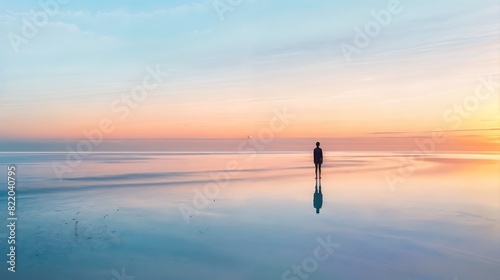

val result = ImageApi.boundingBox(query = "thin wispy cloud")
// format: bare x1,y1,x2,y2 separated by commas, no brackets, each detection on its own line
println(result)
1,0,498,149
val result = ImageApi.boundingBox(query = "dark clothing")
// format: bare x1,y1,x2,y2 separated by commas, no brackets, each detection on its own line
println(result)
313,147,323,164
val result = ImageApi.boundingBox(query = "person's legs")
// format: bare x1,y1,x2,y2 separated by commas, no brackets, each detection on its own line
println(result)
315,163,318,179
319,164,322,178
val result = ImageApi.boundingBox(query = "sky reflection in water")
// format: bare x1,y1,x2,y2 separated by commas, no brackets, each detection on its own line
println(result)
0,152,498,280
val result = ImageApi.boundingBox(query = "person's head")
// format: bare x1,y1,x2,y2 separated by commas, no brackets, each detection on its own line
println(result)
316,208,320,214
316,142,320,147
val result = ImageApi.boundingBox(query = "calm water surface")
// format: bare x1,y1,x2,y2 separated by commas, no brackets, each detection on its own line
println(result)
0,152,498,280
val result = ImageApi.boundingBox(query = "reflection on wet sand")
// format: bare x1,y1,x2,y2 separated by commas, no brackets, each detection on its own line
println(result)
314,179,323,214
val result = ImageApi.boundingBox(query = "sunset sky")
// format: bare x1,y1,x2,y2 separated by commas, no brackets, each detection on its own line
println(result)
0,0,499,151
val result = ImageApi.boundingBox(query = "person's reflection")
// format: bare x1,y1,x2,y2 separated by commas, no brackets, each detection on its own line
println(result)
314,179,323,214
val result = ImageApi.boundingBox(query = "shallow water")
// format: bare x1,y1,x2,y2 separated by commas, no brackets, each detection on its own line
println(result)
0,152,499,280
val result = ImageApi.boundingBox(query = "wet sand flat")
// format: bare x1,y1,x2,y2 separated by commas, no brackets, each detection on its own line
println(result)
0,152,498,280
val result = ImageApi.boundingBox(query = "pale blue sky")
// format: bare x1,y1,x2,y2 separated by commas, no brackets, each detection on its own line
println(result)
0,0,498,141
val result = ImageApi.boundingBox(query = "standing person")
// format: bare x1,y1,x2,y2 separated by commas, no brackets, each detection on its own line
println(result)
314,142,323,179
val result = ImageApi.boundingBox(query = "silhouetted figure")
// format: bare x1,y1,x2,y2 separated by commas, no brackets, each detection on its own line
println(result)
314,179,323,214
313,142,323,179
